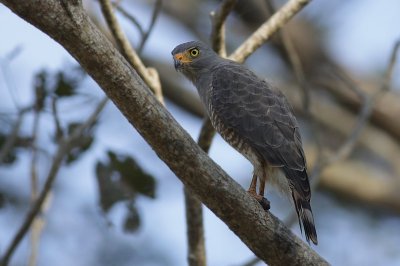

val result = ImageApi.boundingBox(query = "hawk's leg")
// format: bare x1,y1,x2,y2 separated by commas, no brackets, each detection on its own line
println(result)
258,168,270,210
247,174,270,211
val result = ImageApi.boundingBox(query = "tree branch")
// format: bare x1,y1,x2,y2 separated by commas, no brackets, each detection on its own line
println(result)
210,0,237,57
98,0,164,104
229,0,311,63
28,99,41,266
184,188,206,266
0,1,327,265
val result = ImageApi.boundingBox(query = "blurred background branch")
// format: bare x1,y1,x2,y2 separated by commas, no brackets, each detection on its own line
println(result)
0,97,108,266
99,0,164,104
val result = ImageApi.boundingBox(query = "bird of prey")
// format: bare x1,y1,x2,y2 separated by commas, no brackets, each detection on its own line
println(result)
172,41,317,245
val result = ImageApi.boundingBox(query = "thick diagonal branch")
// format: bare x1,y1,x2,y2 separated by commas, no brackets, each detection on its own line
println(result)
0,1,327,265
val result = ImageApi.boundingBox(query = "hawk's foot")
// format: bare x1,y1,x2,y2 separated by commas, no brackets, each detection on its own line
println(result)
247,190,270,211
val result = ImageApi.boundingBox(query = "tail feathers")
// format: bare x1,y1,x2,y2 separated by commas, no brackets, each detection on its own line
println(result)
292,191,318,245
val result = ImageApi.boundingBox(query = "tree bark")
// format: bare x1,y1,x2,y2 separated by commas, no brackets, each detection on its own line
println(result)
0,1,328,265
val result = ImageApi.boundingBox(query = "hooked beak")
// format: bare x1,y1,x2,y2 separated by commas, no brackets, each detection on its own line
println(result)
173,52,191,70
173,57,181,70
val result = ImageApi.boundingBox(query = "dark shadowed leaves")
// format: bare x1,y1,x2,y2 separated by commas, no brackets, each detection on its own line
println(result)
95,150,156,233
65,122,94,164
123,202,141,233
0,134,17,164
34,67,83,98
0,133,32,165
54,72,79,97
33,70,47,111
107,151,156,198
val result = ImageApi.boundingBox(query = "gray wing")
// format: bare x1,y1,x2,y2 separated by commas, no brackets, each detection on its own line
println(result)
210,62,310,198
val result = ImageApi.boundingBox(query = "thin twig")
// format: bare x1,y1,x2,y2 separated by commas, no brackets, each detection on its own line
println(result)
382,40,400,92
210,0,237,57
114,0,162,54
114,5,145,37
197,118,216,154
0,97,108,266
30,110,40,200
51,97,64,141
28,103,41,266
138,0,162,54
229,0,311,63
264,0,309,110
99,0,164,104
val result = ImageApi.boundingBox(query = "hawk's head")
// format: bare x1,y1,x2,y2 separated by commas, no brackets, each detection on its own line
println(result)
171,41,218,81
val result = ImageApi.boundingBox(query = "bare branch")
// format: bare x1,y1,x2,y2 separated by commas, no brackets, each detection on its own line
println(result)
114,0,162,54
51,97,64,141
99,0,164,104
382,39,400,92
210,0,237,57
229,0,311,63
114,5,145,37
264,0,309,110
28,104,41,266
184,188,206,266
0,97,108,266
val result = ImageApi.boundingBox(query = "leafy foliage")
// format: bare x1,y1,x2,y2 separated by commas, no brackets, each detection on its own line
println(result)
95,151,156,233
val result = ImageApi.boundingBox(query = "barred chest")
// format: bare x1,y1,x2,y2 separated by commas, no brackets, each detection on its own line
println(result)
207,101,261,169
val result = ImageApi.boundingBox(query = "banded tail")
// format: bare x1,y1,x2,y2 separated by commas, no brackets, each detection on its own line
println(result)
292,191,318,245
283,167,318,245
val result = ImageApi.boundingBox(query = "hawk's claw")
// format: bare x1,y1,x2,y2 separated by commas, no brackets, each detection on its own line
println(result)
259,197,270,211
247,190,270,211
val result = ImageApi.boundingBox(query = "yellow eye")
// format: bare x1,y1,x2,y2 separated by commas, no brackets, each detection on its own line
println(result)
189,48,200,57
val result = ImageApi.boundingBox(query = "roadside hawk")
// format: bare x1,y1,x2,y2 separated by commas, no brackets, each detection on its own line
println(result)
172,41,318,245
